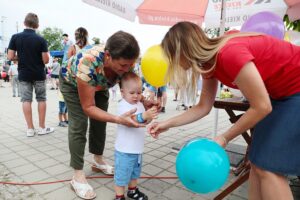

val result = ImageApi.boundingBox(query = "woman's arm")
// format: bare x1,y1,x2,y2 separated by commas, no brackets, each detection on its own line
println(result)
218,61,272,146
149,78,218,136
67,45,76,59
77,78,143,127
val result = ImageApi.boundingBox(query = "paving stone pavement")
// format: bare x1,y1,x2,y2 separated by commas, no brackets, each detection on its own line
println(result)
0,81,277,200
0,163,44,200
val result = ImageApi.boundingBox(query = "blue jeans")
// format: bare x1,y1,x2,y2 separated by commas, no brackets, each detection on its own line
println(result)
59,101,67,114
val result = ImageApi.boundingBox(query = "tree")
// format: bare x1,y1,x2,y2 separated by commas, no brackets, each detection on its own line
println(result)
204,27,230,38
284,15,300,32
92,37,100,45
38,27,64,51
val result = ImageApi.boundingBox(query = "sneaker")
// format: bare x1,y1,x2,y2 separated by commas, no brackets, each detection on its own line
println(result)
26,129,35,137
127,188,148,200
37,127,54,135
58,121,68,127
161,107,165,113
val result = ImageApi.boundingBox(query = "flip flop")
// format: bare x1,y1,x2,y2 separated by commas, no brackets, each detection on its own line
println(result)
91,162,114,175
70,177,96,200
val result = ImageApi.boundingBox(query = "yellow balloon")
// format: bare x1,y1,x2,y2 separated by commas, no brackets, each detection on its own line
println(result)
141,45,168,87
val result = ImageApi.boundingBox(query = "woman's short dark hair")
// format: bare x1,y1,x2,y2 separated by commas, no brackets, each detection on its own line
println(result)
24,13,39,29
105,31,140,60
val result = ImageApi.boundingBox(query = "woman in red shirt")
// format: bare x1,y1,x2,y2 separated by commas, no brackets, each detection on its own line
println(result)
149,21,300,200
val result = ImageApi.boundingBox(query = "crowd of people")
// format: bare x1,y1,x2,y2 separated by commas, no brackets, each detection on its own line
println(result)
4,12,300,200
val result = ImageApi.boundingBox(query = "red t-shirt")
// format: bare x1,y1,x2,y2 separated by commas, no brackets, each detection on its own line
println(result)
213,35,300,99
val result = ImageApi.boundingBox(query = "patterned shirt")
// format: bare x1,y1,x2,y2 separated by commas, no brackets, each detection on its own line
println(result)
61,44,119,91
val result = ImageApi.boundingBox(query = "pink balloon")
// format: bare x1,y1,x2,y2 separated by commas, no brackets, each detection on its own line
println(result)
241,11,285,40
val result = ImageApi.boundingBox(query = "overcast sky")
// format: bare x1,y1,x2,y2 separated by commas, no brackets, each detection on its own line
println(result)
0,0,169,54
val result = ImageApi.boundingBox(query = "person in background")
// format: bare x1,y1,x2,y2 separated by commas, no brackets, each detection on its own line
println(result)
67,27,91,59
158,86,167,113
3,62,10,82
148,85,167,113
58,89,68,127
0,65,7,86
114,72,157,200
7,12,54,137
173,84,179,101
149,21,300,200
61,33,73,63
50,57,60,90
8,60,20,97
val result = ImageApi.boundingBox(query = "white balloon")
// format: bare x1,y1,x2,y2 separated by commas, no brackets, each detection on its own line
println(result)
287,30,300,46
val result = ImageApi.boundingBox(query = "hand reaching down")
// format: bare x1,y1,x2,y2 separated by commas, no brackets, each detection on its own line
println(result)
213,135,228,148
147,121,169,139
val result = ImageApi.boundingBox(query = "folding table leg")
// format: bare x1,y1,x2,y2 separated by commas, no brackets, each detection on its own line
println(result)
214,169,250,200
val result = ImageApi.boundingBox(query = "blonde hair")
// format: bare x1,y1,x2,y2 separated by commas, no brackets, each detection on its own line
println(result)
161,21,260,95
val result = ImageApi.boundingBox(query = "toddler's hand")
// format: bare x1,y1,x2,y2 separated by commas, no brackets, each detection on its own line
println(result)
144,106,158,121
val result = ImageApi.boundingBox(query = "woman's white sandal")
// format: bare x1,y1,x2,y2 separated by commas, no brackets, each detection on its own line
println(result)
70,177,96,200
91,161,114,175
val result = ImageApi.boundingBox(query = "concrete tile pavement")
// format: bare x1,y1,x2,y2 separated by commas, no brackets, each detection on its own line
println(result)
0,82,249,200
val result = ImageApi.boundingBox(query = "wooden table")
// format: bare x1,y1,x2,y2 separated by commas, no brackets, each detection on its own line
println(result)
213,97,252,200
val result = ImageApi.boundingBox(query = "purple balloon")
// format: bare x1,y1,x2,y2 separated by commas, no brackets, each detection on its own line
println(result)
241,11,285,39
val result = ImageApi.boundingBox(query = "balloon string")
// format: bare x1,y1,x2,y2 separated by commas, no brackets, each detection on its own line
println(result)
155,87,159,120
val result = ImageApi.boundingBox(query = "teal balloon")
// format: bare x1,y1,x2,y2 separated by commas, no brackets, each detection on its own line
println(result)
176,138,230,194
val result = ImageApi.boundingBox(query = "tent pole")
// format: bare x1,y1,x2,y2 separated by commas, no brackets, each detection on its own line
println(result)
219,0,226,36
213,0,226,137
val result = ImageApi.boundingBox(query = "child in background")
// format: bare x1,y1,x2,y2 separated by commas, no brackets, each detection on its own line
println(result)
114,72,157,200
58,89,68,127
